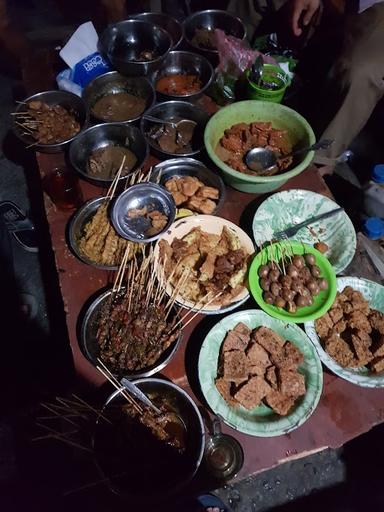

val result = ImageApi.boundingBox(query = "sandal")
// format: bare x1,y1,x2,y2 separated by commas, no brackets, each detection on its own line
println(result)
0,201,38,253
196,494,229,512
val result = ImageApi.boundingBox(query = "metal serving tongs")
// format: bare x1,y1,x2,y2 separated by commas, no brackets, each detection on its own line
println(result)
120,378,184,426
120,377,161,414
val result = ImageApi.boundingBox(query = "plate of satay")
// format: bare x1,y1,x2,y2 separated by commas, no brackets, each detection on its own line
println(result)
154,215,255,315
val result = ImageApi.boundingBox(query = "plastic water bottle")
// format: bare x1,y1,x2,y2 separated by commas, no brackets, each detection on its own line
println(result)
363,217,384,240
363,164,384,218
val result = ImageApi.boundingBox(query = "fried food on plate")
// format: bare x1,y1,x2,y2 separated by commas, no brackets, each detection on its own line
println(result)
158,225,249,307
215,324,306,416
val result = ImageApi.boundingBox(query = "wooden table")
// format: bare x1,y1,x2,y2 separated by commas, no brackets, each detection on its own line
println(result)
21,53,384,484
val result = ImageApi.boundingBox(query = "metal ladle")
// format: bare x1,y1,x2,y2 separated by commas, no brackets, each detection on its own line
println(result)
142,114,197,132
245,139,334,175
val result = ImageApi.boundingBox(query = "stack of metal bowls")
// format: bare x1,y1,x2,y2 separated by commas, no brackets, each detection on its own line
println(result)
183,9,246,64
130,12,183,50
98,19,172,76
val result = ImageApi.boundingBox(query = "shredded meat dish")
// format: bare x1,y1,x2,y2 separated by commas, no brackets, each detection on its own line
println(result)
215,324,306,416
215,121,292,176
315,286,384,372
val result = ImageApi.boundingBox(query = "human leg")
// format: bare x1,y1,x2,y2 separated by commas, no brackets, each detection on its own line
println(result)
316,3,384,161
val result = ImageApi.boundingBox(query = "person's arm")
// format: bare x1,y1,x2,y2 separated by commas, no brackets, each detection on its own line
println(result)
289,0,321,36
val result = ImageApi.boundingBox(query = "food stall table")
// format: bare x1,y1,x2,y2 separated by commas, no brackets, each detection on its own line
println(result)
21,52,384,483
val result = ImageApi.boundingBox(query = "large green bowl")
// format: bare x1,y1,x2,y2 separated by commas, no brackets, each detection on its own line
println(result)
249,242,337,323
204,100,315,193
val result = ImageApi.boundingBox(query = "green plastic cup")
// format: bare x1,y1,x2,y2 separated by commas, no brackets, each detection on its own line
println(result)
246,64,289,104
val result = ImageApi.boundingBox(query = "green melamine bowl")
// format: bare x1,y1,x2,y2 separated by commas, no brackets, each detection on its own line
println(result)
204,100,315,193
249,241,337,323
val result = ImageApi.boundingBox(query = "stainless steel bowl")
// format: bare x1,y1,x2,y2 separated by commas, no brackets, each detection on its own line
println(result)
183,9,246,61
68,196,121,270
83,71,155,124
140,100,210,158
69,122,148,186
151,157,225,215
152,50,214,102
12,90,87,153
99,19,172,76
80,289,182,378
130,12,183,50
111,183,176,243
93,378,205,503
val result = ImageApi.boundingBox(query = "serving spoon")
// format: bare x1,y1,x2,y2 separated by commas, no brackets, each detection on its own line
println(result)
142,114,197,132
245,139,334,175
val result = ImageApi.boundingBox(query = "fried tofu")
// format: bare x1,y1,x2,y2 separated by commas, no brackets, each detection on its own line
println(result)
234,322,252,337
265,366,278,390
199,253,217,282
265,389,296,416
348,311,372,333
196,186,219,200
283,341,304,369
370,310,384,334
372,333,384,358
222,330,250,352
247,342,271,375
186,197,216,214
351,334,373,366
215,378,238,407
165,176,219,212
329,307,344,325
223,350,248,383
315,313,334,338
278,369,306,398
234,376,271,410
216,325,306,416
369,357,384,373
324,333,355,367
180,176,203,197
317,287,384,373
172,190,188,206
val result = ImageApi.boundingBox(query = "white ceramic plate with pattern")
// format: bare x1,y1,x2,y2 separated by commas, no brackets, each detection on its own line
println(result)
154,215,254,315
198,310,323,436
252,189,356,275
304,277,384,388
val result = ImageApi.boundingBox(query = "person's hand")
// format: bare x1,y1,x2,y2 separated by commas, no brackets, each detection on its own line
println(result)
290,0,321,36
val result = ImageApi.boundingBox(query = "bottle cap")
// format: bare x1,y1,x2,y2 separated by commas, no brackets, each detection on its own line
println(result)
372,164,384,184
363,217,384,240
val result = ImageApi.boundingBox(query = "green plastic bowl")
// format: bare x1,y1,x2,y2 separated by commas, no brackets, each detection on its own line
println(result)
204,100,315,193
246,65,289,104
249,241,337,323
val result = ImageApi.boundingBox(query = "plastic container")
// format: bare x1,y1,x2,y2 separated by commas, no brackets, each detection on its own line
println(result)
363,164,384,218
204,100,315,193
363,217,384,240
246,64,289,104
